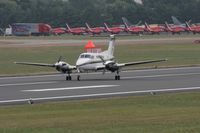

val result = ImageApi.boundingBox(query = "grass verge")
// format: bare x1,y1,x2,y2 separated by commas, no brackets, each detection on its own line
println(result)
0,42,200,75
0,92,200,133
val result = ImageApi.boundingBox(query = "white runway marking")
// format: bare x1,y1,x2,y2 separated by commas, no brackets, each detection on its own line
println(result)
1,86,200,104
22,85,120,92
122,72,200,79
0,81,57,87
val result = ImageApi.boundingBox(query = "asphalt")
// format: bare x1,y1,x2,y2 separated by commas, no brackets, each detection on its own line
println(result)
0,67,200,105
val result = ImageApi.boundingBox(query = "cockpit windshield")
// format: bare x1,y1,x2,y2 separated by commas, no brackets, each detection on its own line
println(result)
79,54,94,59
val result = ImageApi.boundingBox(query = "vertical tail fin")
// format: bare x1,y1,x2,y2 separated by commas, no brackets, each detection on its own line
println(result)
66,23,72,32
185,22,192,30
107,35,115,56
145,22,151,31
85,23,92,31
171,16,182,25
124,21,130,30
122,17,132,27
165,21,172,31
104,23,111,32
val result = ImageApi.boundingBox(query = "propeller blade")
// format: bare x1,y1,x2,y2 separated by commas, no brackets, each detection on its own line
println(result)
97,55,105,64
57,56,62,62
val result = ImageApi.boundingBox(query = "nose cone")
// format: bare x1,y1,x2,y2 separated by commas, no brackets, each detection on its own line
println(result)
76,58,89,66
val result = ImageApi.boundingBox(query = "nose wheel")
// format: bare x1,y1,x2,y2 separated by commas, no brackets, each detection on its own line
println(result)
115,70,120,80
66,74,72,81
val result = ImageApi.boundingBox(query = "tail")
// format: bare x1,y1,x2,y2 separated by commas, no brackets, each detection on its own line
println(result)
66,23,72,32
104,23,111,32
122,17,132,27
124,21,130,30
144,22,151,31
165,21,172,31
171,16,182,25
136,20,142,26
185,22,192,30
85,23,92,31
107,35,115,56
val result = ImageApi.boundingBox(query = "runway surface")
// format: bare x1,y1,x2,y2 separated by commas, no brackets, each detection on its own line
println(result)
0,67,200,105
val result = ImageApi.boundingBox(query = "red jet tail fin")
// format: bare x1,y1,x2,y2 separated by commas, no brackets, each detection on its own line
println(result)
85,23,92,31
66,23,72,32
104,23,111,32
144,22,151,31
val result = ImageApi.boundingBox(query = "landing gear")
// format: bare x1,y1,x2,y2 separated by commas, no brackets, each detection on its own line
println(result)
66,75,72,80
66,73,72,81
115,70,120,80
115,75,120,80
77,75,80,81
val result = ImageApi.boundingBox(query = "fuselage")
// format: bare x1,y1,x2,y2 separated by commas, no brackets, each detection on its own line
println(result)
76,52,113,72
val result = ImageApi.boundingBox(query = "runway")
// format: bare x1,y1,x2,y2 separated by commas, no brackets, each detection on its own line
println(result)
0,67,200,105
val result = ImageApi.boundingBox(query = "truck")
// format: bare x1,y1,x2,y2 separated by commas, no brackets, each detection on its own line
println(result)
5,27,12,36
11,23,52,36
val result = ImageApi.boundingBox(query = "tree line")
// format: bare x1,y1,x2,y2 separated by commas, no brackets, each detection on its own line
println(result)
0,0,200,28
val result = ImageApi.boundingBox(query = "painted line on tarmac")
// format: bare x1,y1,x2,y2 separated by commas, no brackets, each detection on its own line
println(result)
1,86,200,104
22,85,120,92
0,81,57,87
122,72,200,79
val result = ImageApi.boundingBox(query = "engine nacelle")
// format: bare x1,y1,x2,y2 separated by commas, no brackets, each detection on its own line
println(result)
104,61,119,72
55,61,70,73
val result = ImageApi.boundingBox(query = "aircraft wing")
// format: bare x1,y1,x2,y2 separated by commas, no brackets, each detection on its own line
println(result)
14,62,55,67
117,59,167,67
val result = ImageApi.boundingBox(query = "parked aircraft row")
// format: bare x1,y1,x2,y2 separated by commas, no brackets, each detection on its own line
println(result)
52,16,200,35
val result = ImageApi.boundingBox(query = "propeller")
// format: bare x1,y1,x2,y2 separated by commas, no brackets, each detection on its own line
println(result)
97,55,118,73
54,56,76,73
57,56,62,63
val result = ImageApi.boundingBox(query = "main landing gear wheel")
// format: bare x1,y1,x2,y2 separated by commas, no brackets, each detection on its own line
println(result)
115,75,120,80
77,75,80,81
66,76,72,80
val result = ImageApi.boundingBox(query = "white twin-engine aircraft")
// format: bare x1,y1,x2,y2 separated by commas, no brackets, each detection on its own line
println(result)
15,35,167,80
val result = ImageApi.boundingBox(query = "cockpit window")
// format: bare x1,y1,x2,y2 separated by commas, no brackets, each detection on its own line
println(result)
85,54,91,58
80,54,94,59
80,54,85,58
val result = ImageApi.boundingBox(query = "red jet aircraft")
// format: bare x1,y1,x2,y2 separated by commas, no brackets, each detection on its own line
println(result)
185,22,200,34
144,22,164,34
165,22,186,34
85,23,105,35
104,23,124,34
66,23,86,35
124,22,145,34
51,27,66,35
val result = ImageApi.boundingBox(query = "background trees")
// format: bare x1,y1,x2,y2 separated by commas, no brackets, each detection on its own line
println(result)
0,0,200,28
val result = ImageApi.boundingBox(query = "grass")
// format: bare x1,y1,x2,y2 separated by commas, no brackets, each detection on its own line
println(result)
0,92,200,133
0,42,200,75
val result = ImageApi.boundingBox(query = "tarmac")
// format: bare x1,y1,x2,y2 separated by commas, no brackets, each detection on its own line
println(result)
0,67,200,105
